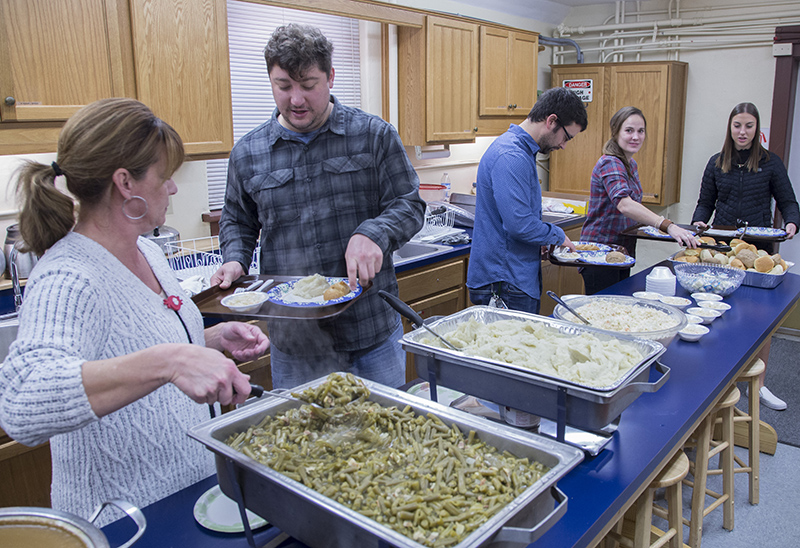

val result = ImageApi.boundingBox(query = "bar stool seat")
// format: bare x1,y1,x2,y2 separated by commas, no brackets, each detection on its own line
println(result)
733,357,765,504
683,385,740,548
604,450,690,548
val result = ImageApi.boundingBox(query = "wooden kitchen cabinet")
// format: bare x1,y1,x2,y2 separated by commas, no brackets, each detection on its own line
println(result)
397,256,468,381
397,16,479,145
540,224,585,316
0,0,233,158
0,428,52,508
549,62,687,206
478,27,538,117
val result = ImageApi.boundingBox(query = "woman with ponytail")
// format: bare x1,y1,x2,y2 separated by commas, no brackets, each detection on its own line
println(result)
579,106,697,294
0,98,268,524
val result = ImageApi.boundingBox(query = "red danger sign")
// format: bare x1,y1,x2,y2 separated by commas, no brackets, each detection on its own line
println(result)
563,79,593,102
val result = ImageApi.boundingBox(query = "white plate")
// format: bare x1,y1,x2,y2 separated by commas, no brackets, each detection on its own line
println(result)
265,277,362,308
193,484,268,533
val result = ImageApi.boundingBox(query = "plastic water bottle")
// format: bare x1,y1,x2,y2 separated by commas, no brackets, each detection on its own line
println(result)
440,172,451,200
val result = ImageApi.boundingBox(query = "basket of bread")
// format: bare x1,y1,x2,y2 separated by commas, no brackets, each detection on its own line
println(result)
670,236,792,289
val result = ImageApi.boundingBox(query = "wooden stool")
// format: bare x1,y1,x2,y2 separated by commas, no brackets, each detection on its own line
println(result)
604,450,690,548
683,386,739,548
733,357,765,504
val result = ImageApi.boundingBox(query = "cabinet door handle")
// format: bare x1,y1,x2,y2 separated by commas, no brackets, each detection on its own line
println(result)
4,97,15,106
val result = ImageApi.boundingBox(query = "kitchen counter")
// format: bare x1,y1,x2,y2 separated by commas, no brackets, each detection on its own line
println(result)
102,264,800,548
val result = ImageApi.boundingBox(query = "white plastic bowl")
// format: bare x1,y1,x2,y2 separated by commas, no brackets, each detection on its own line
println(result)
633,291,662,301
686,306,722,324
658,295,692,310
685,314,704,324
697,300,731,315
691,292,723,302
678,323,710,342
221,291,268,313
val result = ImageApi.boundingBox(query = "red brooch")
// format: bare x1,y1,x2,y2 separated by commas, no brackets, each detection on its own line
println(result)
164,295,183,311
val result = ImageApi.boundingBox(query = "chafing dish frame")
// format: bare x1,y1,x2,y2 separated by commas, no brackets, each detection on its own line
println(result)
401,307,670,437
189,374,584,548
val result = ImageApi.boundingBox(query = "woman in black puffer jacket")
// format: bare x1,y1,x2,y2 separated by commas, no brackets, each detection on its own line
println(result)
691,102,799,412
692,102,800,244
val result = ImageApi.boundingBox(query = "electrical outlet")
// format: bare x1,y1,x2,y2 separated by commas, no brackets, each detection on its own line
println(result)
773,43,792,57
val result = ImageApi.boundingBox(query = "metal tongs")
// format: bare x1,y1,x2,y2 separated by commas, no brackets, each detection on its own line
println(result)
377,290,459,351
546,291,591,325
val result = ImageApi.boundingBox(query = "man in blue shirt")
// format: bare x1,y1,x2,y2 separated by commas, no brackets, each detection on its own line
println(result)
467,87,587,314
212,24,425,389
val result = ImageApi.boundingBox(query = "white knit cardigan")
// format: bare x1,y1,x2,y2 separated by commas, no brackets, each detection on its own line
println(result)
0,232,214,524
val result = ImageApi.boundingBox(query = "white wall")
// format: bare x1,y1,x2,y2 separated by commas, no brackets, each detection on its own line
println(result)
559,0,791,273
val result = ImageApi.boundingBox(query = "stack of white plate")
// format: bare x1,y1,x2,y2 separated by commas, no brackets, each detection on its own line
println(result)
645,266,676,296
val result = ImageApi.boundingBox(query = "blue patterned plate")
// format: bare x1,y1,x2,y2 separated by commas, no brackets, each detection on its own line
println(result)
574,241,612,252
736,226,787,238
640,225,672,239
580,250,636,266
266,277,362,308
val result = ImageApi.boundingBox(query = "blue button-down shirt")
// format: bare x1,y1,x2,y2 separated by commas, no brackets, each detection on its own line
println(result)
220,96,425,354
467,124,566,299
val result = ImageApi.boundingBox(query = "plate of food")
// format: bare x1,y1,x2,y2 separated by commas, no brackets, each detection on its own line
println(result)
573,241,612,252
580,250,635,266
266,274,362,308
639,225,672,239
193,484,268,533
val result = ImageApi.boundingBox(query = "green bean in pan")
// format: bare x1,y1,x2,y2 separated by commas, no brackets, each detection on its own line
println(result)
226,373,549,548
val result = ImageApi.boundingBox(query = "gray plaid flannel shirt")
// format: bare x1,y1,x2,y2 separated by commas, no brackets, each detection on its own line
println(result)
219,96,425,355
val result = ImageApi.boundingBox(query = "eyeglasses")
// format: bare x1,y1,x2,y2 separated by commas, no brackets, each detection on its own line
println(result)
558,123,574,143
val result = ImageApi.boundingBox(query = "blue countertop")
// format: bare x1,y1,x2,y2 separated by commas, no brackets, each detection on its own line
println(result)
102,263,800,548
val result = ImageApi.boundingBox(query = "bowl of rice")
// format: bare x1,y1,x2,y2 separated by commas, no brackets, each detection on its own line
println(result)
552,295,687,347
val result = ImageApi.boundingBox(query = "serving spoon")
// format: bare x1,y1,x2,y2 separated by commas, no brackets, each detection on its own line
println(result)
546,290,591,326
377,290,459,351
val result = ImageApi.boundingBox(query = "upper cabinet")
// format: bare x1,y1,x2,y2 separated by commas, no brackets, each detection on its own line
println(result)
549,61,688,206
478,27,538,116
0,0,233,159
398,16,479,146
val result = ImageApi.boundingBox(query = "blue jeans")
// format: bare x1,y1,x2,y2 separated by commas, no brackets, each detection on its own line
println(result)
468,281,541,315
269,321,406,390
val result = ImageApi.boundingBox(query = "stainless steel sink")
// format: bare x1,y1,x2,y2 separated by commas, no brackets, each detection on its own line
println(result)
392,242,452,266
0,318,19,362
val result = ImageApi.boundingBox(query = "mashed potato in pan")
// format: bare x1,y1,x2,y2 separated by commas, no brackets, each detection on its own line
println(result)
424,319,644,388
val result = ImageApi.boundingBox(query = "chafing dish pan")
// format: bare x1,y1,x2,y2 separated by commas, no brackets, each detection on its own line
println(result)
401,307,669,431
189,374,584,548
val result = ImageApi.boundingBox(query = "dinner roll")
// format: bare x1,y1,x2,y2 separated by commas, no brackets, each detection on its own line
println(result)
605,251,626,263
729,257,746,270
700,249,715,262
730,238,745,247
754,255,774,273
771,253,782,266
699,236,716,245
734,242,751,255
770,264,785,275
736,248,757,269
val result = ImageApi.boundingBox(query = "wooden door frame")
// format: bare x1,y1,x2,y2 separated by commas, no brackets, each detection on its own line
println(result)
768,25,800,232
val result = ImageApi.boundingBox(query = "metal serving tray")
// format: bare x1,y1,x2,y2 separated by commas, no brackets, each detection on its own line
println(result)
189,374,584,548
401,307,669,431
668,252,794,289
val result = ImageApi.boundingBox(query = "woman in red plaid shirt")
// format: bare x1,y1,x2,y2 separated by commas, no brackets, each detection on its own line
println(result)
580,107,697,294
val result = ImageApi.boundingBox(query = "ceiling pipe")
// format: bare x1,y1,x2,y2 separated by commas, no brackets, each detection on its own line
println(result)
539,35,584,63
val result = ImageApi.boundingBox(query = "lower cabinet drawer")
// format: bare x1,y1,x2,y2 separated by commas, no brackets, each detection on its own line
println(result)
397,258,465,303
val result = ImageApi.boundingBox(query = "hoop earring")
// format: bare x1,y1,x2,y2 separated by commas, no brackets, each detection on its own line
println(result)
122,196,148,220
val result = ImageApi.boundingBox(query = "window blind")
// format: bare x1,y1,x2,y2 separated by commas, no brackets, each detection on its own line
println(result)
207,1,362,210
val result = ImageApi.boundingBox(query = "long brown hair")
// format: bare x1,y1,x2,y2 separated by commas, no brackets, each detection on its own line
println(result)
716,102,769,174
602,106,646,178
15,98,184,256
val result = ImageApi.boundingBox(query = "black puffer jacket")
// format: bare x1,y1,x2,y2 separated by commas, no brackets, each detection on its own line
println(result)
692,151,800,229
